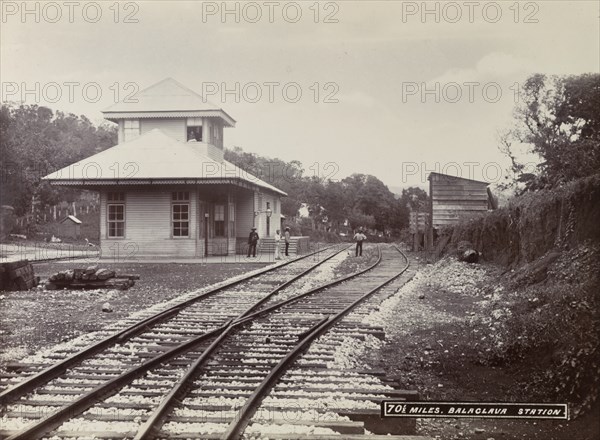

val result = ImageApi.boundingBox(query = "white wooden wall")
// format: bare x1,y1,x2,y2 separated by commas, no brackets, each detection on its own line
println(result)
140,119,186,142
100,188,197,258
100,187,281,257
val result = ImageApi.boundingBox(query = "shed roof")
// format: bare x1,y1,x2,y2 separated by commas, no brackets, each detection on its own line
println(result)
103,78,236,127
42,129,286,196
427,172,489,186
60,215,82,224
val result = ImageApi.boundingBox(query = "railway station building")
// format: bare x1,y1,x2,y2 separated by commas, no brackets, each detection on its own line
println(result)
43,78,286,257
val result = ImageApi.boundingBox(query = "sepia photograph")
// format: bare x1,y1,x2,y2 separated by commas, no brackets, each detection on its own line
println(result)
0,1,599,439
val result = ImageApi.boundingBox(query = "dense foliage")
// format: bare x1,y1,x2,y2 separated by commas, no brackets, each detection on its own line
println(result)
500,73,600,192
442,174,600,415
0,103,117,216
1,102,417,236
225,146,419,235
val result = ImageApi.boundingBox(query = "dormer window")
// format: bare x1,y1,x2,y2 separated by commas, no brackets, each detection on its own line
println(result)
123,120,140,142
187,118,203,142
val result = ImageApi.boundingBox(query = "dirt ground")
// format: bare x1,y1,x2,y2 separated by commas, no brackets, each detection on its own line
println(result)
0,244,365,368
1,248,598,439
368,255,600,440
0,261,267,367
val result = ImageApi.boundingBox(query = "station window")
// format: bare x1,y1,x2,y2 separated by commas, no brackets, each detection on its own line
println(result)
107,192,125,238
172,191,189,201
214,204,225,237
172,204,189,237
123,120,140,142
108,192,125,202
107,208,125,238
172,191,190,237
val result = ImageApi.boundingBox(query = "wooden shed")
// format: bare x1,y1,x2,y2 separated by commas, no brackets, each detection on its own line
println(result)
57,215,82,239
427,172,493,247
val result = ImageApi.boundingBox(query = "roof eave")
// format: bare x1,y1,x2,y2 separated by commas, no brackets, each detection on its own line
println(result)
102,110,236,127
427,172,489,186
45,177,286,195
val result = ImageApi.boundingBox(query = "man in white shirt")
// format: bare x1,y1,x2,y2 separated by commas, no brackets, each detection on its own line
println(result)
353,228,367,257
274,229,281,260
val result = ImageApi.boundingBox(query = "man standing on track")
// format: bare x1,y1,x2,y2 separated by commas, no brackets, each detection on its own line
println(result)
353,228,366,257
284,227,291,257
247,227,259,258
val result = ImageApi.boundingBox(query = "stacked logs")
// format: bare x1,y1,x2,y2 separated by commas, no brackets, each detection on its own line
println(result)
45,265,139,290
0,260,38,291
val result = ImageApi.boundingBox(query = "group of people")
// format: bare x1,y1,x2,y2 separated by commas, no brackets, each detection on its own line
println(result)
247,226,290,259
248,226,368,259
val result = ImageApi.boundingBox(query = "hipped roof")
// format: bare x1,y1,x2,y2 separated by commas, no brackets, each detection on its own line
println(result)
103,78,236,127
43,129,286,196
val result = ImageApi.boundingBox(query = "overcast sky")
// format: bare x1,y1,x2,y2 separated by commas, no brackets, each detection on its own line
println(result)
1,0,598,190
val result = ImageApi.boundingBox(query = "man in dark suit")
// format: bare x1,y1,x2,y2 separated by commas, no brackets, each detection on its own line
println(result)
247,227,259,257
284,227,291,257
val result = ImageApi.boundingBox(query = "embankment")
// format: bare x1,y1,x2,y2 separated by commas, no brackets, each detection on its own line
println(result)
441,174,600,266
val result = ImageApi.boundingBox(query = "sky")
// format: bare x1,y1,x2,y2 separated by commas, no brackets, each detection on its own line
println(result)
1,0,599,191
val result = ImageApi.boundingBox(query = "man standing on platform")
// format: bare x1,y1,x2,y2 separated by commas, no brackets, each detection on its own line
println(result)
284,227,291,257
274,229,281,260
247,227,259,258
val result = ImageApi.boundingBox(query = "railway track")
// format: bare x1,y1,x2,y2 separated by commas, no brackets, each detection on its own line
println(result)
0,245,430,440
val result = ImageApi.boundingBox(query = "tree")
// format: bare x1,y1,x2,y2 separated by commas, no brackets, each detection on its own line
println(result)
395,186,428,232
347,208,376,231
0,103,117,216
225,148,411,237
500,73,600,192
320,180,346,231
224,146,304,218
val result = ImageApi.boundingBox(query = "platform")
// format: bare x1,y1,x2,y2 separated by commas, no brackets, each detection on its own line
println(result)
1,242,329,265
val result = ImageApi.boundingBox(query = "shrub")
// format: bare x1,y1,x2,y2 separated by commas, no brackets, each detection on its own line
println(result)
480,243,600,416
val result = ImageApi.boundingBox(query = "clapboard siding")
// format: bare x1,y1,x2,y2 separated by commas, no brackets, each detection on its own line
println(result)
433,191,488,197
433,196,488,201
99,186,282,258
429,173,490,229
99,192,107,238
237,192,255,239
100,188,197,258
433,204,489,210
432,184,488,191
433,189,488,195
140,119,186,142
